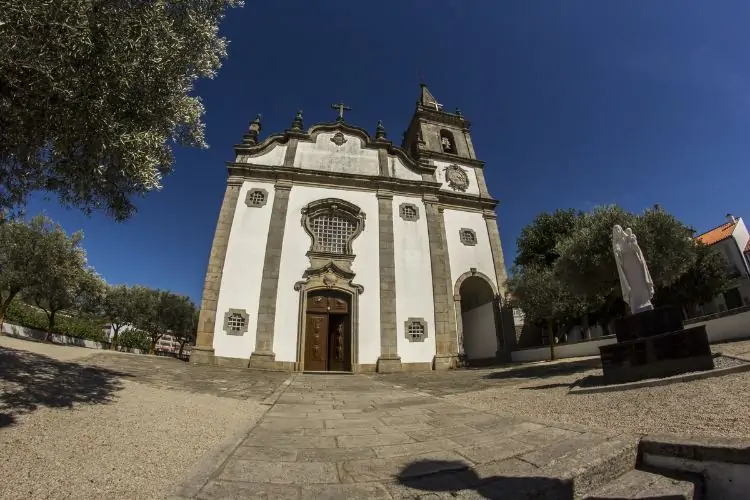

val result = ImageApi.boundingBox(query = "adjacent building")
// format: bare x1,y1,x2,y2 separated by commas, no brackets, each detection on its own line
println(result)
694,214,750,315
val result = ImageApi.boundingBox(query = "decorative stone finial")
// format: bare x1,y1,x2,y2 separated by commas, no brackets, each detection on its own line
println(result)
242,113,262,145
455,108,463,117
291,110,303,132
375,120,386,140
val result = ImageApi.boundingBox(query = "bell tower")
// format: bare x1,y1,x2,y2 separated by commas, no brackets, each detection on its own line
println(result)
402,84,477,161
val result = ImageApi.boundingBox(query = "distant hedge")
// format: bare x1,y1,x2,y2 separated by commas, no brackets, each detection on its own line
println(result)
117,328,150,352
5,299,106,342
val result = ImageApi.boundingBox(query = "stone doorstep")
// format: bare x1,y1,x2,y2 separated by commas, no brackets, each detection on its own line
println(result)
638,434,750,466
582,469,698,500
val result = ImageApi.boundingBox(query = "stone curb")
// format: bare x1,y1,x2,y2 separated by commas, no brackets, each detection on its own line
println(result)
568,360,750,395
165,375,296,499
261,373,297,405
639,434,750,465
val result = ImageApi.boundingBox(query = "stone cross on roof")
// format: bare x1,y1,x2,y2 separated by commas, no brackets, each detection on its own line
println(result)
331,101,352,122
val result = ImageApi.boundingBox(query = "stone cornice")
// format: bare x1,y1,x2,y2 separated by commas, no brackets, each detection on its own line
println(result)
232,120,433,175
225,162,499,212
420,150,485,169
414,105,471,130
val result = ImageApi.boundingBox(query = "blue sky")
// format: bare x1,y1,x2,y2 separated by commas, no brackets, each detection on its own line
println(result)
26,1,750,304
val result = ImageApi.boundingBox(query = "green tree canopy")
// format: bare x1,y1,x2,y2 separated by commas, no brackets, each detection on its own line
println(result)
0,214,84,328
1,0,241,220
131,287,197,354
514,209,582,268
102,284,138,349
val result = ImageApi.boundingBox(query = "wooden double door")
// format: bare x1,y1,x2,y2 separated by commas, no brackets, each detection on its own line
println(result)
304,291,352,372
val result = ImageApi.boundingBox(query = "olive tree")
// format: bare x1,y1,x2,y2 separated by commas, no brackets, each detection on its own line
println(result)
0,0,241,219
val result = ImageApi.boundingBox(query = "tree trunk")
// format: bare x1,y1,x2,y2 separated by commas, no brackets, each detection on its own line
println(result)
178,340,186,359
0,290,18,334
45,311,56,342
547,318,555,361
111,326,121,351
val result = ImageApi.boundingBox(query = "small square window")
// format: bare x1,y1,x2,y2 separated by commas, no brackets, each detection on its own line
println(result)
399,203,420,222
245,188,268,208
459,228,477,246
404,317,428,342
223,308,249,336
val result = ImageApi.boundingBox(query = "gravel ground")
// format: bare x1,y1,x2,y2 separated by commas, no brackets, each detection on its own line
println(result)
446,354,750,439
0,337,268,500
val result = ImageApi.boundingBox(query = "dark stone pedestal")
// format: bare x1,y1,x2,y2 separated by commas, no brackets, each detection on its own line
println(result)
612,306,683,342
599,326,714,384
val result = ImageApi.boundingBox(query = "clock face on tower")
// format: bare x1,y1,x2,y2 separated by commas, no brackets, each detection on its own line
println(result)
444,164,470,192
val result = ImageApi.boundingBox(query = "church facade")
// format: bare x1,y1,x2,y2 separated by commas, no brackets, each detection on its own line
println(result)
191,85,512,372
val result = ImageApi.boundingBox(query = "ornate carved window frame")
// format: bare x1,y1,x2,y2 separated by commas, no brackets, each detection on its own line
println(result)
399,202,420,222
245,188,269,208
404,317,428,342
223,308,249,336
459,228,477,246
301,198,366,263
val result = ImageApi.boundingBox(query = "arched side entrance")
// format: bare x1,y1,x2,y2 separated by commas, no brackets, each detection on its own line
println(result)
294,264,363,372
454,270,499,363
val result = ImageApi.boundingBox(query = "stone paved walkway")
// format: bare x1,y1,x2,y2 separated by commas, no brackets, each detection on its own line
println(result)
170,374,637,499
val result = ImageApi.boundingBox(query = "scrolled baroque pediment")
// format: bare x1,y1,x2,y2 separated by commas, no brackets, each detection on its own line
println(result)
294,261,364,294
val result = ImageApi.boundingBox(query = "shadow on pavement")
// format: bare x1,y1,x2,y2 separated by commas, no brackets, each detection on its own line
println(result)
482,357,601,381
0,346,129,428
398,460,573,499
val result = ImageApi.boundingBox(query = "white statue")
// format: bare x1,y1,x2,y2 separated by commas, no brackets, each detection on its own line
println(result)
612,225,655,314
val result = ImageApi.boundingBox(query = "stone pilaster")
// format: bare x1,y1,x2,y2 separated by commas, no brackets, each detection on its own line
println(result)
424,195,459,370
283,138,299,168
248,180,293,369
376,190,402,372
483,210,508,296
474,168,490,198
484,209,511,356
191,178,243,365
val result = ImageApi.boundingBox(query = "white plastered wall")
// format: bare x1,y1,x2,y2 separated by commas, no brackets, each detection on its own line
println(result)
392,196,436,363
237,143,287,166
390,156,422,182
443,208,499,360
273,186,381,365
294,132,379,176
213,181,275,359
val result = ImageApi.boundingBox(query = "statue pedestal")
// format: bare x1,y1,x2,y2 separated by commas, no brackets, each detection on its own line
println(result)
600,307,714,384
612,306,684,342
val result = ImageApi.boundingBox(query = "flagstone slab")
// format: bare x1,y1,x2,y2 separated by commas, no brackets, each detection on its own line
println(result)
218,459,339,484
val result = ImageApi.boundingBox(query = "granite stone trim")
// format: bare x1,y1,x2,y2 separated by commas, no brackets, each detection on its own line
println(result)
404,317,428,342
282,138,298,168
398,202,420,222
376,190,401,372
249,180,293,368
245,188,269,208
484,210,510,355
223,308,250,336
424,196,458,370
483,211,508,297
459,228,477,246
227,162,500,213
377,148,390,177
474,168,490,198
192,178,243,364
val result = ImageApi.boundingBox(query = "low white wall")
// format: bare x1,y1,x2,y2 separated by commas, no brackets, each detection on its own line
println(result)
511,308,750,363
685,308,750,344
1,322,144,354
511,336,617,363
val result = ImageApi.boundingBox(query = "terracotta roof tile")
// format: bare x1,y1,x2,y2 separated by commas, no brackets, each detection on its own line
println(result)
695,221,736,246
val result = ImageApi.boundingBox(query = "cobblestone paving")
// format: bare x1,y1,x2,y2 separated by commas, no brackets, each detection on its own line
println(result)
171,374,635,499
81,352,291,401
